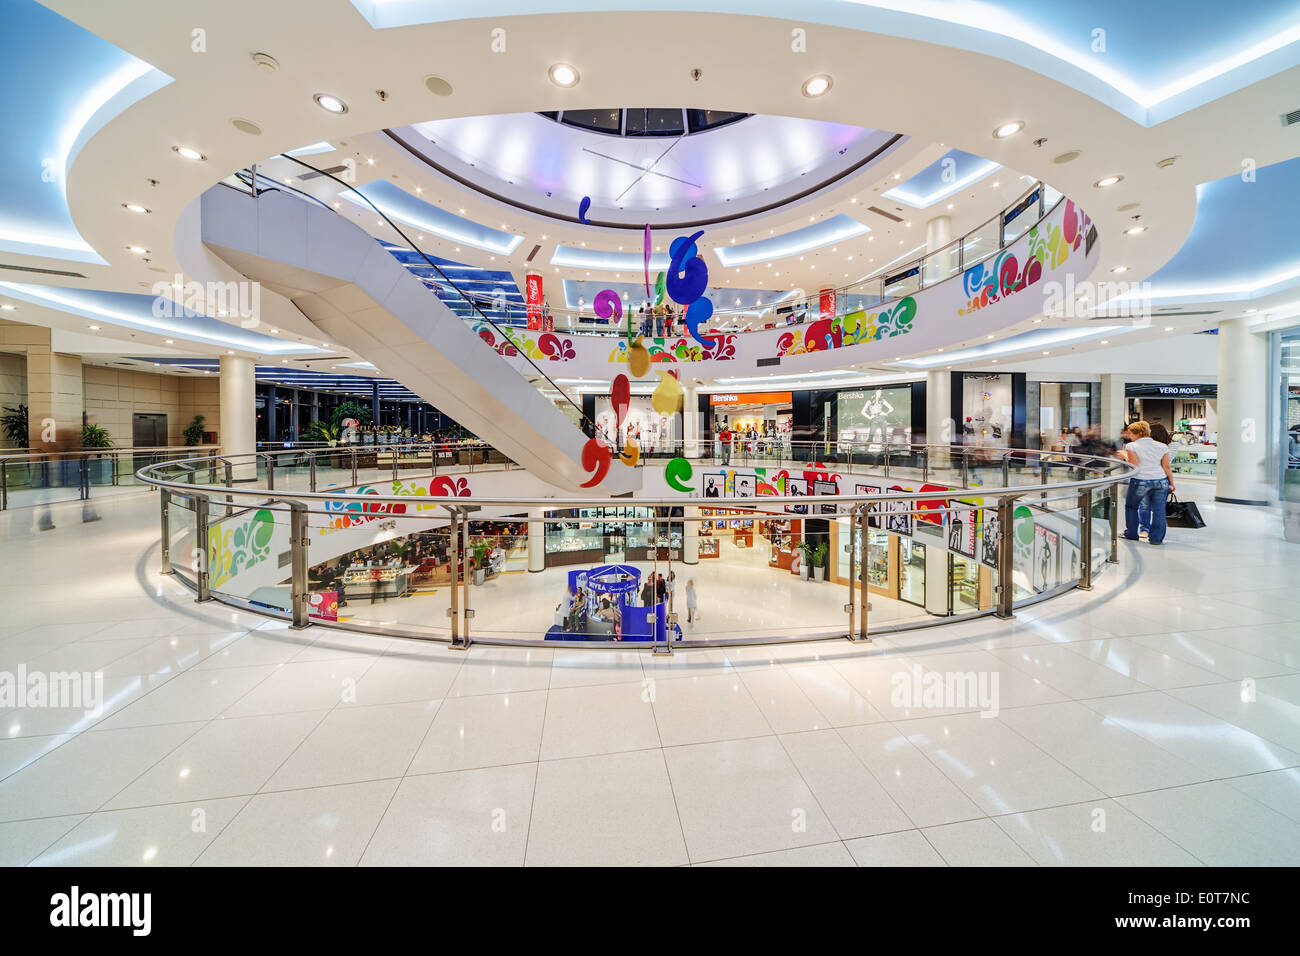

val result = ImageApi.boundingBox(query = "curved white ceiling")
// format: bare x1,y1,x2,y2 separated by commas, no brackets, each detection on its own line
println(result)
392,112,902,226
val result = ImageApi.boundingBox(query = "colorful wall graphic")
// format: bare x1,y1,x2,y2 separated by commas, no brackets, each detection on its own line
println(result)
607,334,739,365
958,199,1093,316
321,474,473,531
207,508,276,590
472,323,577,362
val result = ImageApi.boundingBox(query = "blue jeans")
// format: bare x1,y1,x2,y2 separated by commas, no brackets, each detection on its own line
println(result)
1125,478,1169,544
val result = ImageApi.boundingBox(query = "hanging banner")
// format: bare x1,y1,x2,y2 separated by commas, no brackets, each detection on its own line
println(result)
819,287,837,318
525,272,543,331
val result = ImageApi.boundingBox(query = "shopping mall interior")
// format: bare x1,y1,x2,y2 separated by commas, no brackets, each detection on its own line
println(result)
1,0,1299,880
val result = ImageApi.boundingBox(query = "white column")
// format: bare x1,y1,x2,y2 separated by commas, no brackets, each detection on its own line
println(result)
528,508,545,572
924,541,950,616
926,369,953,447
220,355,256,480
926,215,952,252
1099,373,1126,440
1215,318,1270,505
683,505,699,564
682,381,700,458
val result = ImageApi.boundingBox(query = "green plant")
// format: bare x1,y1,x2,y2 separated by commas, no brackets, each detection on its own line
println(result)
302,420,341,444
183,414,206,446
796,540,815,566
812,541,829,569
80,423,113,448
1,403,28,448
330,401,372,429
472,541,492,571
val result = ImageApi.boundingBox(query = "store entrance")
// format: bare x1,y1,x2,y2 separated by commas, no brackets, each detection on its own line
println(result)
709,392,794,455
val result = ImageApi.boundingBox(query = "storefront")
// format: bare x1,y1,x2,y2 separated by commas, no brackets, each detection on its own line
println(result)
709,391,793,452
591,395,680,455
952,371,1026,447
1027,381,1100,449
1125,382,1218,476
835,384,914,450
543,506,683,566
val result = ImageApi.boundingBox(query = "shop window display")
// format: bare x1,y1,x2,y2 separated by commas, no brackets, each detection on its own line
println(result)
837,385,912,450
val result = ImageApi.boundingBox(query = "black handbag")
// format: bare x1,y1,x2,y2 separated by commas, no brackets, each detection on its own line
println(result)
1165,492,1206,529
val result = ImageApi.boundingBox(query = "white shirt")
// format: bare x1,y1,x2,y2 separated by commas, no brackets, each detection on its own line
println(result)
1129,437,1170,480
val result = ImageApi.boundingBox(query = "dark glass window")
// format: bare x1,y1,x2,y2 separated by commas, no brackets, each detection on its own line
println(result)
686,109,748,133
559,109,621,133
625,108,684,136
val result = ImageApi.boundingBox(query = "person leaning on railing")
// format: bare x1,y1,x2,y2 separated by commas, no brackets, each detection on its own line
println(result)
1116,420,1176,546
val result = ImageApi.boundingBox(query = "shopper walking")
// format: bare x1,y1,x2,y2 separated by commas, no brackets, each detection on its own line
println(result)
656,573,667,606
1118,420,1175,545
666,569,677,612
685,579,697,624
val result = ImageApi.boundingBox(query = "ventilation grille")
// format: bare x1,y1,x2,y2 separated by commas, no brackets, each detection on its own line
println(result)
0,263,86,278
524,244,542,263
1283,108,1300,127
296,165,349,181
866,205,903,223
756,356,781,368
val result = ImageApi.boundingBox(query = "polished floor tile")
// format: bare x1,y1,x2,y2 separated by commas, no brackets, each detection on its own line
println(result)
407,689,546,774
539,682,659,761
844,829,946,866
32,798,248,866
995,799,1200,866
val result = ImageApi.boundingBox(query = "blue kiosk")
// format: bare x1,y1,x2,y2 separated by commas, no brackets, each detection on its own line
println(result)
546,563,676,642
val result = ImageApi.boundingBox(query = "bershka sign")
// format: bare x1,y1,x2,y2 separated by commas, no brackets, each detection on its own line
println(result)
49,886,151,936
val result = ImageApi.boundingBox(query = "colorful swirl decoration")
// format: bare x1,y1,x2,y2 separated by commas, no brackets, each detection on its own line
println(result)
207,508,276,589
958,199,1091,315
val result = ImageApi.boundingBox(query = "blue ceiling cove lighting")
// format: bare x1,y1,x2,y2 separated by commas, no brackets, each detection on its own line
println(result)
0,1,172,262
883,150,1000,208
1136,156,1300,302
285,142,336,156
714,214,868,268
0,284,321,354
350,1,1300,124
347,181,524,255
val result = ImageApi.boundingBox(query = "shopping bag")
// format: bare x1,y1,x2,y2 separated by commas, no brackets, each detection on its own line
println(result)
1165,492,1205,529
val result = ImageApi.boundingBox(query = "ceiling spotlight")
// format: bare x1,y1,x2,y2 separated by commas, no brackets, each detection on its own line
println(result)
801,74,833,97
172,145,206,161
88,325,100,331
548,63,580,88
1100,339,1110,345
1164,326,1174,331
314,93,348,114
992,121,1024,139
122,203,150,214
1093,175,1123,188
164,339,174,344
1111,265,1129,273
1124,225,1147,235
0,304,13,311
126,246,149,255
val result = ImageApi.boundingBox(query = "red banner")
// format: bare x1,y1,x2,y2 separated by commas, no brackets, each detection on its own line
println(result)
819,287,836,318
526,273,543,330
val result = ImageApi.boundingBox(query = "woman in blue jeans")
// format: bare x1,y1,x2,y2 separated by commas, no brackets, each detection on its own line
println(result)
1117,420,1176,545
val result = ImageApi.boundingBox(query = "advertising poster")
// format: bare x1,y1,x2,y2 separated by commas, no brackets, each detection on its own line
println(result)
735,474,755,497
785,477,809,514
814,479,839,514
1033,524,1060,593
980,510,1000,569
948,501,978,557
885,484,913,537
702,473,724,498
855,482,884,529
309,590,339,621
525,272,543,330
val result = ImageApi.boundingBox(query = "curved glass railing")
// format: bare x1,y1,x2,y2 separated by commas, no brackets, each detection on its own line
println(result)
138,440,1131,651
0,445,220,512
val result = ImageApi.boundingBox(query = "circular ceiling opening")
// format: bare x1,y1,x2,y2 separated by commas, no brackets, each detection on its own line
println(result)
536,108,751,137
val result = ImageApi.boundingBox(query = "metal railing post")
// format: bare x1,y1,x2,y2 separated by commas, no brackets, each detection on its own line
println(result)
994,495,1015,619
159,488,172,575
289,501,310,628
1109,482,1120,564
195,495,211,602
859,505,871,641
460,509,474,649
1077,489,1093,591
1002,452,1010,488
309,455,317,493
960,448,969,488
447,508,463,649
922,446,929,483
1,459,8,511
223,459,234,516
265,454,275,491
350,447,358,486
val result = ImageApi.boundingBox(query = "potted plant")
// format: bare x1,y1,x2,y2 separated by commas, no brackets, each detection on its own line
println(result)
1,403,28,448
812,541,828,583
79,423,114,484
472,542,492,585
796,540,814,581
183,414,206,447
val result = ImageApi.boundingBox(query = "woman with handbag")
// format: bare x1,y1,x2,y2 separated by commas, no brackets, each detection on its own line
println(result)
1117,420,1175,546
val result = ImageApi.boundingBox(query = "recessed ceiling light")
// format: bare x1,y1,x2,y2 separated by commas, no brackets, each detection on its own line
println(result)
1100,339,1110,345
1111,265,1129,273
172,145,206,161
164,339,173,344
0,304,13,311
1093,175,1123,188
1164,326,1174,331
1042,351,1050,355
1245,308,1257,314
801,74,832,97
88,324,100,330
313,93,348,114
126,246,149,255
1124,225,1147,235
1033,318,1043,323
122,203,150,214
548,63,579,88
992,121,1024,138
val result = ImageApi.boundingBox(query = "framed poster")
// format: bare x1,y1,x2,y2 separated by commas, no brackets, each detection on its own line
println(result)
1033,524,1060,593
1059,539,1080,584
980,509,1000,569
856,483,884,529
702,473,724,499
885,484,913,537
948,502,978,557
735,474,755,498
814,479,839,515
784,477,809,514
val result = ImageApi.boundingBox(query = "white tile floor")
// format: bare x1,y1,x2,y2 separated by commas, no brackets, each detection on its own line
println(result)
1,486,1299,866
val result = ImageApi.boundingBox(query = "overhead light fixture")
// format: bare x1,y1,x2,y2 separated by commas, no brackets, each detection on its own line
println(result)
122,203,150,214
0,304,13,311
1093,175,1123,188
1124,225,1147,235
802,74,832,97
313,93,348,114
548,63,580,88
126,246,149,255
88,325,100,331
172,145,206,161
1111,265,1129,273
992,121,1024,138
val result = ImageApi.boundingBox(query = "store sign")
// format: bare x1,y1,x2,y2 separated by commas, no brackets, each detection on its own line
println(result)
1125,383,1217,398
525,272,543,331
710,392,793,406
819,288,836,318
